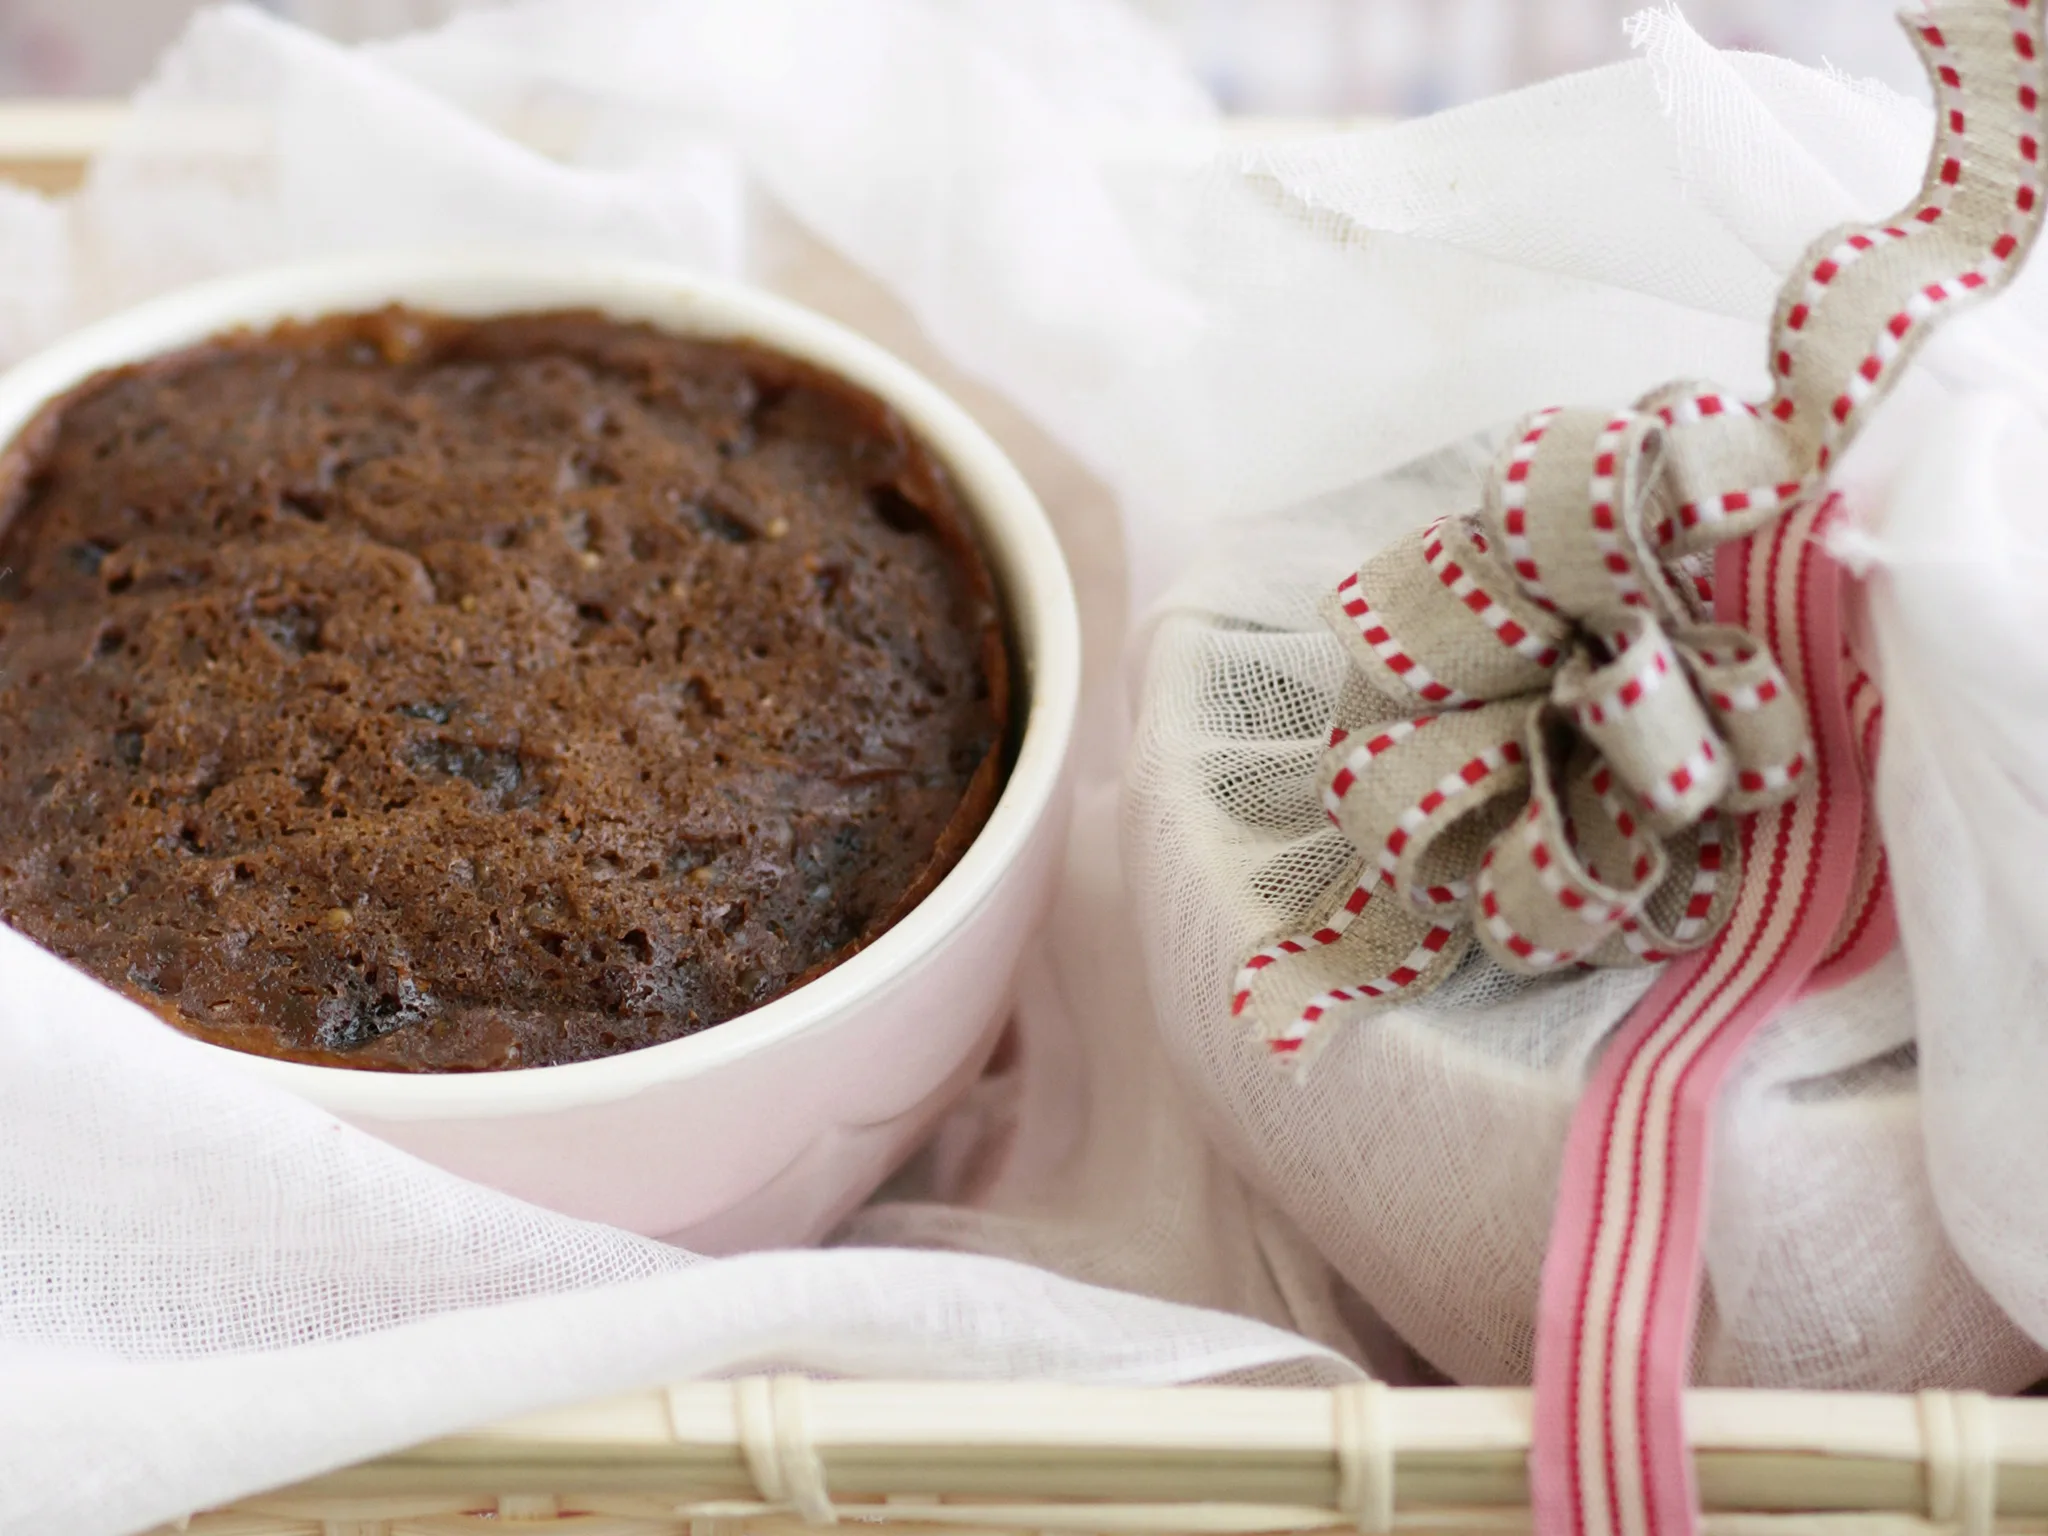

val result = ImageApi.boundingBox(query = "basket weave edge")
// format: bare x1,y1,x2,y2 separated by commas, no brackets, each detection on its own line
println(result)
132,1381,2048,1535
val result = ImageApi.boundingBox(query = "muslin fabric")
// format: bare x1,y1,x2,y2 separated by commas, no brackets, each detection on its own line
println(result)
5,6,2048,1536
1124,2,2048,1391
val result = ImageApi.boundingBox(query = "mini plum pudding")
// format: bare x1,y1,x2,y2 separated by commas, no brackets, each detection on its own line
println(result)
0,307,1010,1071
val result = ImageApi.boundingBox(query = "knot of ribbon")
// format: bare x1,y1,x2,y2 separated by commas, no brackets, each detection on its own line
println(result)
1234,0,2048,1060
1328,395,1809,976
1235,392,1809,1050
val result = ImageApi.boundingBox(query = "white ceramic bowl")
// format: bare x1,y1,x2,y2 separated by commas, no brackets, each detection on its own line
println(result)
0,252,1079,1249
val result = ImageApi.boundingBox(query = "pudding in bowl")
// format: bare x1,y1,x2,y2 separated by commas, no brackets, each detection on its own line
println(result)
0,254,1080,1246
0,307,1010,1073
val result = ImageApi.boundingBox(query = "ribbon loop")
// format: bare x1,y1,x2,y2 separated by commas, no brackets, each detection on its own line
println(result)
1479,407,1671,623
1677,627,1813,812
1318,701,1530,917
1325,516,1565,709
1474,714,1666,974
1635,381,1805,558
1603,809,1739,965
1423,514,1574,683
1552,613,1729,834
1234,868,1472,1063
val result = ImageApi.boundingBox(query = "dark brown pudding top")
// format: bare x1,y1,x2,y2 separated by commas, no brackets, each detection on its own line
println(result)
0,308,1009,1071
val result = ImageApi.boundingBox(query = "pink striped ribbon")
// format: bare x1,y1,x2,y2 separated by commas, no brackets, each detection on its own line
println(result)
1528,3,2046,1530
1530,500,1891,1536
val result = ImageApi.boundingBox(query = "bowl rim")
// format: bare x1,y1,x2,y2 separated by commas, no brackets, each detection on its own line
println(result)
0,250,1081,1120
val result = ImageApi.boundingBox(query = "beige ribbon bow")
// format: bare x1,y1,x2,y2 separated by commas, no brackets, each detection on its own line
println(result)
1231,406,1822,1054
1309,397,1806,993
1235,0,2048,1060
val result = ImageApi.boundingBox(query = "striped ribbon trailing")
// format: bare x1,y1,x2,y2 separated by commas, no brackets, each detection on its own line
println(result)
1531,494,1896,1536
1236,3,2048,1533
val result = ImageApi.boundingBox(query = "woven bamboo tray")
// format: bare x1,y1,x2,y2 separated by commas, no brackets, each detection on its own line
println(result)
0,104,2030,1536
130,1381,2038,1534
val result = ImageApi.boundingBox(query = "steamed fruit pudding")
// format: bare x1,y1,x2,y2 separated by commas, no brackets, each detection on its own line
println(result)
0,308,1009,1070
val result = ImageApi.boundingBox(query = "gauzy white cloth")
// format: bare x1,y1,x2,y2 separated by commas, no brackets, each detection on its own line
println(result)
1116,0,2048,1402
5,4,2048,1534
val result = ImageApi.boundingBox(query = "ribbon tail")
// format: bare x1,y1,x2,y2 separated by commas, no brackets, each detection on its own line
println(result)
1531,505,1871,1536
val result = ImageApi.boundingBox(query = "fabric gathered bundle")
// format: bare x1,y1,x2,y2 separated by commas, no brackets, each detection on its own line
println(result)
1125,0,2048,1441
1126,444,2048,1388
